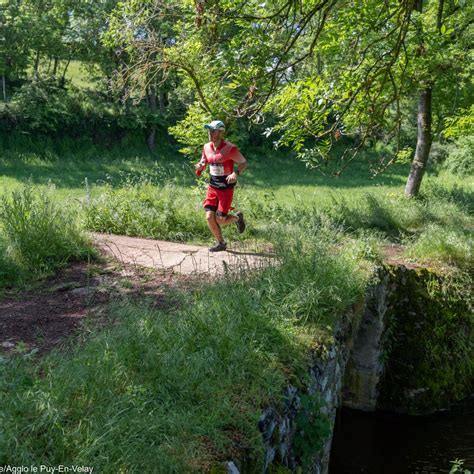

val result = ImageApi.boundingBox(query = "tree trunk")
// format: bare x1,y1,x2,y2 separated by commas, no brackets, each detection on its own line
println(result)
2,75,6,102
317,52,322,75
405,88,432,197
159,91,166,113
436,0,445,32
147,86,158,151
195,0,204,27
33,50,41,79
52,58,59,76
61,56,71,87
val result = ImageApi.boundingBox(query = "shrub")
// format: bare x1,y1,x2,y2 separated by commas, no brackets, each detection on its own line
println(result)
429,141,449,166
8,79,80,134
84,181,210,242
1,79,163,144
444,135,474,175
0,186,93,279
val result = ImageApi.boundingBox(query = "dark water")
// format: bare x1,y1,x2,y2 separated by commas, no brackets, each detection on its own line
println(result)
329,399,474,474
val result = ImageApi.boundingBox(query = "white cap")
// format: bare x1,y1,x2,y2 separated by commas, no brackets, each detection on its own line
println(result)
204,120,225,131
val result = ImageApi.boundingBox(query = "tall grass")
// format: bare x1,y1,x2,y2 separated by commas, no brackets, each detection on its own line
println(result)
0,139,471,470
0,223,368,471
1,135,472,270
0,186,93,288
405,224,473,271
84,180,210,242
242,188,472,269
0,235,23,288
82,176,473,269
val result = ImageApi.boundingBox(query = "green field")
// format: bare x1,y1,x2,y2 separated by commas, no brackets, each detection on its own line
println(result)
1,137,472,471
1,137,472,258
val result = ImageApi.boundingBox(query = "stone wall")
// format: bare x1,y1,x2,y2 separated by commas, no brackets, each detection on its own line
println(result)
223,263,472,473
342,264,473,415
376,265,473,414
257,303,365,473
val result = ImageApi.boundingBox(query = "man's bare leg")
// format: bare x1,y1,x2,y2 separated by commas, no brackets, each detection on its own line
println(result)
216,214,238,226
217,212,245,234
206,211,225,242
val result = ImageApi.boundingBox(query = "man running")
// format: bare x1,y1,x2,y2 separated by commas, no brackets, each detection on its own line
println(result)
195,120,247,252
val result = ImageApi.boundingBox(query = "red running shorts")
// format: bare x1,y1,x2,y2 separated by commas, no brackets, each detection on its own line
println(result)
203,186,234,216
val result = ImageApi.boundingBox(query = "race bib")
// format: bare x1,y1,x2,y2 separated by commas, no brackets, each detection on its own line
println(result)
209,164,225,176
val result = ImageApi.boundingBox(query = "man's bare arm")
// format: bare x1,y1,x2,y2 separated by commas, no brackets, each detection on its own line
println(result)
232,151,247,172
226,151,247,183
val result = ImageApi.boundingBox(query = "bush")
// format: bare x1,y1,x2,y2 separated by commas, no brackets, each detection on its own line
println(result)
0,78,166,144
444,135,474,175
84,181,210,242
7,79,80,134
0,186,93,281
428,141,449,166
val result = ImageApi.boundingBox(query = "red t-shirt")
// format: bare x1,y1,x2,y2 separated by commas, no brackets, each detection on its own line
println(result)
202,141,238,189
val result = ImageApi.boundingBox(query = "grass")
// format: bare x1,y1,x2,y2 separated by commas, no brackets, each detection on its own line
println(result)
405,224,473,271
0,185,94,288
84,181,210,241
0,134,185,200
1,133,472,269
0,135,472,470
0,223,368,471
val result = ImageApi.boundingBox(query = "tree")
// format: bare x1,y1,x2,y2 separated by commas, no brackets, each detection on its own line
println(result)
403,0,473,196
0,0,30,100
105,0,341,153
265,0,472,194
105,0,473,194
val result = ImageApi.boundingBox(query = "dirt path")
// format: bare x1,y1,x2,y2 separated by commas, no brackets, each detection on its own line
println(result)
0,262,113,356
0,234,274,356
93,233,274,276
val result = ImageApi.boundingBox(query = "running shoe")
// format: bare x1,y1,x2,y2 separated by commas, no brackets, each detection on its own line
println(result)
235,211,246,234
209,241,227,252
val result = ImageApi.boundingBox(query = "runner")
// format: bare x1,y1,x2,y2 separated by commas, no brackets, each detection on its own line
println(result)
195,120,247,252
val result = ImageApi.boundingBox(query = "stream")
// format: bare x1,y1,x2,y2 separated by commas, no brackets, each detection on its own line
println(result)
329,398,474,473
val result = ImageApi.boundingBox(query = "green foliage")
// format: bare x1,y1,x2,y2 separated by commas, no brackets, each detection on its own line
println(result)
3,0,473,196
444,135,474,175
450,459,472,474
7,79,79,134
0,0,30,83
428,141,449,166
1,79,161,141
168,102,211,157
293,394,331,468
0,185,92,284
84,180,210,242
379,267,474,414
265,77,333,154
444,106,474,140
